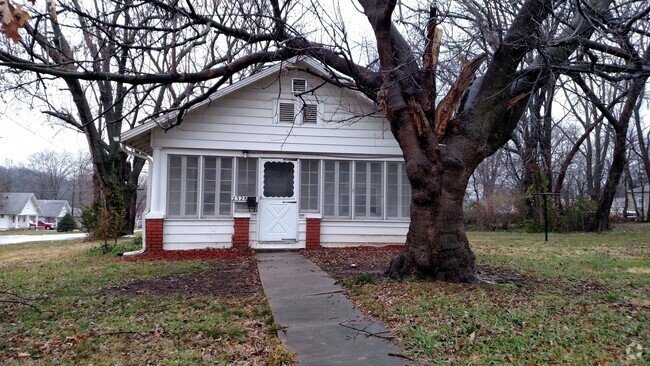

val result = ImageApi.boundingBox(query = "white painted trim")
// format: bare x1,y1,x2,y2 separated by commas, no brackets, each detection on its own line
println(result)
149,147,165,217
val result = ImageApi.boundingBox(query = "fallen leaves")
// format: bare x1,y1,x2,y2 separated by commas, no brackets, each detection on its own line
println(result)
106,255,262,298
120,247,254,262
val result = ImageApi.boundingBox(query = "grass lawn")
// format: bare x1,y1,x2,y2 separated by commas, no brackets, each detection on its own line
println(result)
311,224,649,365
0,239,293,365
0,229,61,236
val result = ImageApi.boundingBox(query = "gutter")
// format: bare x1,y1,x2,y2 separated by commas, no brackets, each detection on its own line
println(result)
118,140,152,256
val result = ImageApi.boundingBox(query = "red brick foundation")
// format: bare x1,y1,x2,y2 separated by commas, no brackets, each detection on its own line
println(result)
145,218,164,253
306,218,322,249
232,217,250,248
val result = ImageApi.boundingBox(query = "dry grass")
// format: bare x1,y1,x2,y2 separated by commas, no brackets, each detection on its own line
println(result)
0,238,293,365
312,227,650,365
0,240,93,267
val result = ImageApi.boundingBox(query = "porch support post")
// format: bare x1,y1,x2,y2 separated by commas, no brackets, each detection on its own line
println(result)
145,218,164,252
232,217,250,248
306,218,321,249
145,147,165,253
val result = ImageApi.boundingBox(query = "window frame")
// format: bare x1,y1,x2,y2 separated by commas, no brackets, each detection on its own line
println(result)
167,155,236,219
299,159,320,212
323,160,352,219
201,156,234,218
353,161,384,219
386,161,411,219
234,157,259,212
167,155,200,218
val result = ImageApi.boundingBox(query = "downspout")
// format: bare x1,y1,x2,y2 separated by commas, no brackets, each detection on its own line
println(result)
119,141,152,256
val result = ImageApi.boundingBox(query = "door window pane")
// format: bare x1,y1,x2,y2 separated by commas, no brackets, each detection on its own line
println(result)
263,161,294,197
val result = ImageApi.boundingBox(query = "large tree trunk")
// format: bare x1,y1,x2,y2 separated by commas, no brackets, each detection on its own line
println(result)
387,167,477,283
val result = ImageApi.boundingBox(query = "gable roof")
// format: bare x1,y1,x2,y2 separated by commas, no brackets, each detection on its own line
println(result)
37,200,71,218
120,56,352,155
0,192,42,215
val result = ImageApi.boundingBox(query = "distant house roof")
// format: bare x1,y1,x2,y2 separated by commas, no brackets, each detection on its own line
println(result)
629,184,650,193
0,192,42,215
37,200,71,218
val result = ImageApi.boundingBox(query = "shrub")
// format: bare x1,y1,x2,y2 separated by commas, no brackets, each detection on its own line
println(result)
56,213,76,232
557,197,598,232
80,202,126,254
80,207,98,234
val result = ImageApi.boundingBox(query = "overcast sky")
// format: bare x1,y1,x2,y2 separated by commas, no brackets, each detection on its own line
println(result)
0,106,86,165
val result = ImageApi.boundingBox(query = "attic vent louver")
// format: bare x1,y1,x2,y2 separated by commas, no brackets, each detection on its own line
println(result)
302,104,318,124
279,102,295,123
292,78,306,94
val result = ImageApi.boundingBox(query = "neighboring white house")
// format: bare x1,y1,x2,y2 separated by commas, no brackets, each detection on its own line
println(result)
0,193,42,231
626,185,649,221
120,57,410,252
37,200,72,227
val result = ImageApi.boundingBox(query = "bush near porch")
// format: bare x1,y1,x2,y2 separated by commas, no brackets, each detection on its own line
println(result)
304,223,649,365
0,239,294,365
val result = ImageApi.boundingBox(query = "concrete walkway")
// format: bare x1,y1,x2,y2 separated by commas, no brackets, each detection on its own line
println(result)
257,251,408,366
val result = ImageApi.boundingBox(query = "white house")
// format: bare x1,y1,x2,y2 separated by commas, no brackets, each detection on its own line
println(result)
37,200,72,227
626,185,649,221
121,57,410,252
0,193,42,231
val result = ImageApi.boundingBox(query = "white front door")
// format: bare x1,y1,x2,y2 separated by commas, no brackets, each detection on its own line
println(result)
259,160,298,241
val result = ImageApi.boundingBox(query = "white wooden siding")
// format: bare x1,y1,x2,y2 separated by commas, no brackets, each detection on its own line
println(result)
320,220,408,247
0,215,11,230
162,219,233,250
151,71,401,157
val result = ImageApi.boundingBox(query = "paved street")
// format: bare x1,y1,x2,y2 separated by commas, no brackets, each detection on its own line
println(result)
0,233,87,245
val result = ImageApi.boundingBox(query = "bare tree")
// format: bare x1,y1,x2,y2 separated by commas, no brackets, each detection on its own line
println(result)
0,0,283,232
1,0,649,282
26,149,75,199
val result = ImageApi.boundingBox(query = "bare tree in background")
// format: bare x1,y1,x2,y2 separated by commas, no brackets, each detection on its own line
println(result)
26,149,74,199
0,0,283,233
1,0,649,282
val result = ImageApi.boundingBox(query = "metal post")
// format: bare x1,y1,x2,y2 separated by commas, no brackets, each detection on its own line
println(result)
543,195,548,242
532,192,560,242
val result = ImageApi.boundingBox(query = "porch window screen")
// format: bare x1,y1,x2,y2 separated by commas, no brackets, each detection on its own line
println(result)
202,157,233,216
168,155,199,217
300,160,319,212
235,158,258,211
354,162,383,218
386,162,411,218
324,161,351,218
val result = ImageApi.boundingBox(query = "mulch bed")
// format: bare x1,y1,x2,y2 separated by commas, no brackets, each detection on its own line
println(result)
106,246,528,299
104,254,261,298
302,246,528,285
119,248,254,262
